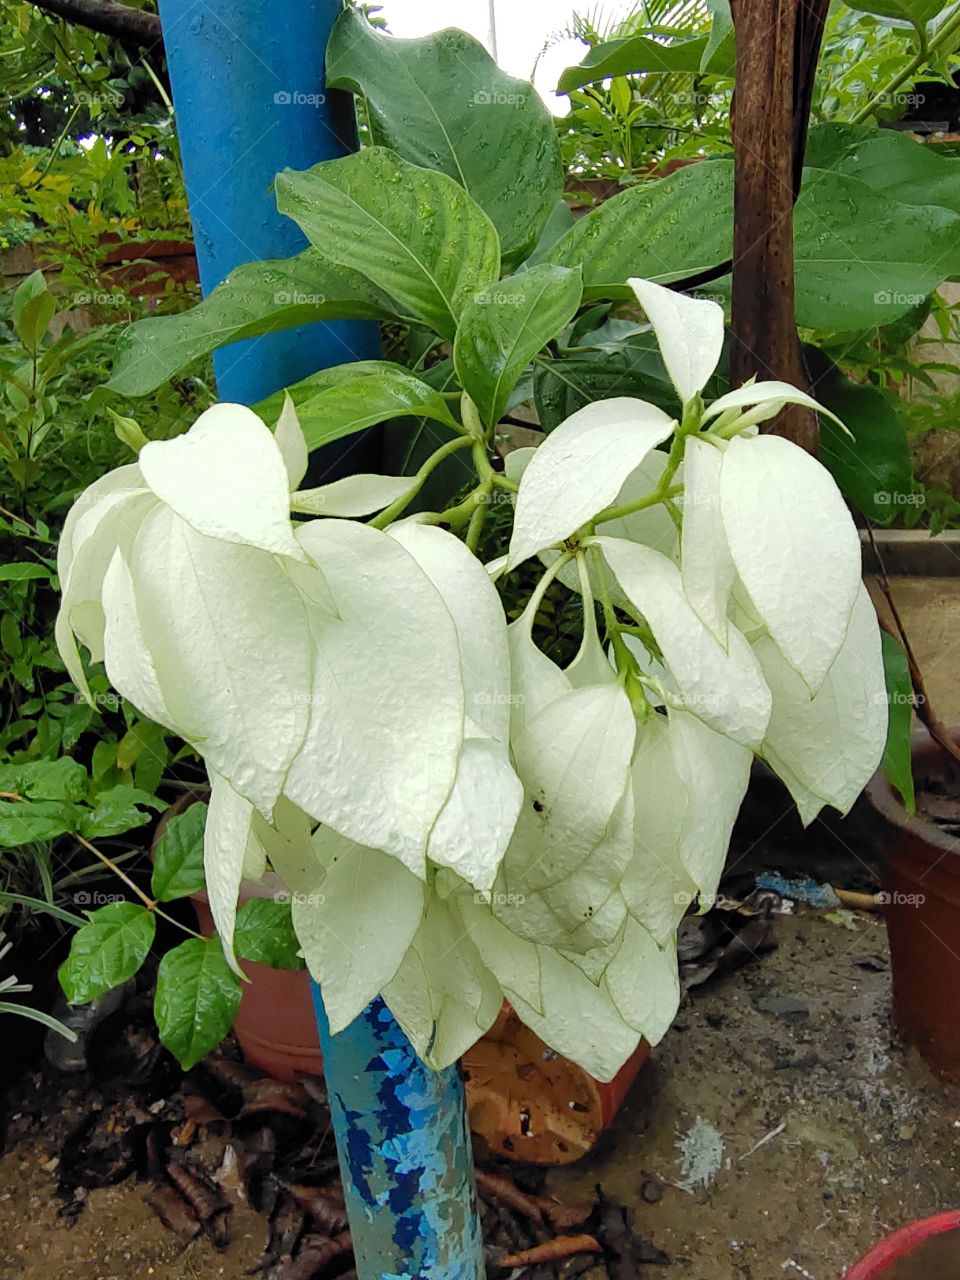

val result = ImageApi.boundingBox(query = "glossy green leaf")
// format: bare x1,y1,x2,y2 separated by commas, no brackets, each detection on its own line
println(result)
234,897,304,970
0,562,49,582
841,0,944,25
454,265,583,429
806,123,960,213
108,251,391,397
59,902,155,1004
254,361,460,453
702,0,735,72
154,936,242,1070
796,169,960,330
0,757,87,802
0,799,80,846
880,631,916,815
327,7,562,264
13,270,55,354
558,35,717,94
151,802,208,902
545,161,734,298
276,148,501,341
811,355,915,525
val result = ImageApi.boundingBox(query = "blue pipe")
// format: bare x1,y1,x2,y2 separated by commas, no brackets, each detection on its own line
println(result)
156,0,380,407
313,989,485,1280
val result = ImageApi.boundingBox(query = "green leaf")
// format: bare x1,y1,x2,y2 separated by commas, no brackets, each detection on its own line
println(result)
327,8,562,265
842,0,944,25
810,354,915,525
702,0,735,72
0,757,88,802
276,148,501,341
545,161,734,299
108,250,392,397
880,631,915,815
234,897,303,970
796,169,960,330
0,562,50,582
557,35,719,94
151,801,208,902
806,123,960,214
0,800,80,846
13,270,56,354
154,936,242,1070
453,265,584,429
78,784,160,839
58,902,155,1004
254,361,460,452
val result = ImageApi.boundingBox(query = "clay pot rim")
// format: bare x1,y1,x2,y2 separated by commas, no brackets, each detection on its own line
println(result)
865,727,960,857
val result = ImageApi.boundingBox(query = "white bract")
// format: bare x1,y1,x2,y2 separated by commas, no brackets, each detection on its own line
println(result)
58,281,886,1082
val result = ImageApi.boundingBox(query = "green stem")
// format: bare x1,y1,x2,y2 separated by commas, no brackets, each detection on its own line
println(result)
465,500,487,553
370,436,474,530
850,9,960,125
595,482,683,527
74,834,203,939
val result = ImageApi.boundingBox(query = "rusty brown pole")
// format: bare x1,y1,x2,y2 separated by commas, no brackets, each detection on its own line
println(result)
728,0,830,454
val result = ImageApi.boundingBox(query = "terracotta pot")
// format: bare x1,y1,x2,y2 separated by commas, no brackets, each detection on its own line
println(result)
152,795,322,1081
866,729,960,1083
845,1210,960,1278
192,876,323,1082
462,1005,649,1164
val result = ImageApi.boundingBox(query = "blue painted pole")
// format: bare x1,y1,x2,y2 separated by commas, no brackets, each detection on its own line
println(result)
157,5,483,1273
313,989,485,1280
156,0,380,406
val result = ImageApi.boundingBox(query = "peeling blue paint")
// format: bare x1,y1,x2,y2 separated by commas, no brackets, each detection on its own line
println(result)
313,988,484,1280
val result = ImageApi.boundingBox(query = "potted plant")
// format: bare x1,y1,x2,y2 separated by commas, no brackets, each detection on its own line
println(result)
57,270,886,1208
864,559,960,1084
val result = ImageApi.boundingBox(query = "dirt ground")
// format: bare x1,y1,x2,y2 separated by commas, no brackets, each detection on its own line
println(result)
0,836,958,1280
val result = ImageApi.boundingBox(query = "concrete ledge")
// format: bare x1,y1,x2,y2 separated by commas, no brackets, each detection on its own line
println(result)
861,529,960,577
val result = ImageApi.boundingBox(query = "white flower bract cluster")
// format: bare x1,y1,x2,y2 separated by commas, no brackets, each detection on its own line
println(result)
57,280,886,1080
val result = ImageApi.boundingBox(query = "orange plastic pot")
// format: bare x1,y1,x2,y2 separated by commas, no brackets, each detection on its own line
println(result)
866,729,960,1084
845,1210,960,1278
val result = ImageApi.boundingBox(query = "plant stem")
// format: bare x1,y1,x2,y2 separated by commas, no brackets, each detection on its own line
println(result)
465,500,487,553
595,482,683,526
370,436,474,530
74,834,204,938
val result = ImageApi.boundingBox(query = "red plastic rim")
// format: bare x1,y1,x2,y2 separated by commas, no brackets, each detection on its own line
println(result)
845,1211,960,1278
